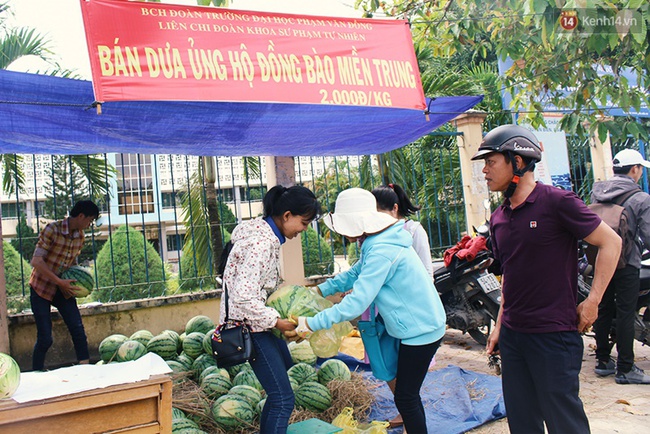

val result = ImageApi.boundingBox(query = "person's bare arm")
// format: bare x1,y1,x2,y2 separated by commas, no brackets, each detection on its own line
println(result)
577,221,621,332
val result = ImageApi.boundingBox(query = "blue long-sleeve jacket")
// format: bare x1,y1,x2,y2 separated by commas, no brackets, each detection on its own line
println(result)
308,222,446,346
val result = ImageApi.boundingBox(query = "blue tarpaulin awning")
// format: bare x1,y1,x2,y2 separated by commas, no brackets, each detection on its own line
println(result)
0,70,483,156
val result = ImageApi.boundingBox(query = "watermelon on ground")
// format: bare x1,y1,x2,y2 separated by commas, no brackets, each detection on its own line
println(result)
185,315,215,335
192,353,218,379
60,265,94,298
233,369,263,391
182,332,206,359
288,340,317,366
147,333,178,360
295,381,332,413
129,329,154,347
98,334,128,363
211,394,255,430
226,362,251,378
202,328,216,355
228,384,262,408
116,340,147,362
317,359,351,384
172,417,199,432
287,362,318,385
201,371,232,399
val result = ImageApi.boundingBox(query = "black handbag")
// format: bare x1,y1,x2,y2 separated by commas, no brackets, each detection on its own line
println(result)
211,282,256,368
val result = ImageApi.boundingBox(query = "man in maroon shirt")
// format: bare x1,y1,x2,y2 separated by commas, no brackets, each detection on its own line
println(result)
472,125,621,433
30,200,99,371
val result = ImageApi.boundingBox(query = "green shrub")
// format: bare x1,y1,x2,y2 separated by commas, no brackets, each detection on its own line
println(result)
346,241,360,266
178,231,230,292
3,241,32,313
94,226,167,301
10,215,38,262
301,227,333,277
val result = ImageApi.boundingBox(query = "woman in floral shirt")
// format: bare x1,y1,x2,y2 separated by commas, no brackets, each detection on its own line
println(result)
220,184,321,434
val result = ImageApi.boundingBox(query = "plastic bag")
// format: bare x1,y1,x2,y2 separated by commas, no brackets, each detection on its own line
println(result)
266,285,353,357
332,407,389,434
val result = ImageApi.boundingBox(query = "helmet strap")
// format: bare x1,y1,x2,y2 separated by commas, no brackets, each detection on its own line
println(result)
503,152,536,198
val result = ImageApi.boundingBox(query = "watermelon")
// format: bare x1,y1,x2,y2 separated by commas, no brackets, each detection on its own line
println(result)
226,362,251,378
98,334,128,362
228,384,262,408
317,359,351,384
60,265,94,297
116,340,147,362
161,329,183,353
185,315,215,335
211,394,255,430
289,377,299,391
171,407,186,420
175,353,194,370
0,353,20,399
202,328,215,355
233,369,263,391
172,417,199,432
256,397,266,416
166,360,187,375
288,340,317,366
201,371,232,399
295,381,332,413
182,332,206,359
147,333,179,360
129,329,154,347
287,362,318,385
192,353,218,378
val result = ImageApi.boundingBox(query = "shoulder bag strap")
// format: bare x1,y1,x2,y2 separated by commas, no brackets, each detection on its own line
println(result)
614,189,640,206
222,281,230,322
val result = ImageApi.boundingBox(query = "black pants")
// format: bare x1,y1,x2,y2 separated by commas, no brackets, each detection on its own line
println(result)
393,338,442,434
500,326,590,434
594,265,640,373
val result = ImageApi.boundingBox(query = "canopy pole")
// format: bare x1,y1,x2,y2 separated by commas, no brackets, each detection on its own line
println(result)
0,208,10,354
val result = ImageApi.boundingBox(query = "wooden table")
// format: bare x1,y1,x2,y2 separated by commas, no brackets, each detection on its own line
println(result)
0,374,172,434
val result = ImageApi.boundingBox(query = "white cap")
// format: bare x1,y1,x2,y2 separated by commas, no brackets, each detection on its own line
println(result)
613,149,650,168
321,188,397,238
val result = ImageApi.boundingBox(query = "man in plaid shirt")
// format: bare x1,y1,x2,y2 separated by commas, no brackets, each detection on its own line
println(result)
29,200,99,371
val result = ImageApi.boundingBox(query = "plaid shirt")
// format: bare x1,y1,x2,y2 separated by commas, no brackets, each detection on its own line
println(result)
29,218,85,301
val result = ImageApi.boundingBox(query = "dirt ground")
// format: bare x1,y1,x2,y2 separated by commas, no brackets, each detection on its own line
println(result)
341,328,650,433
436,329,650,434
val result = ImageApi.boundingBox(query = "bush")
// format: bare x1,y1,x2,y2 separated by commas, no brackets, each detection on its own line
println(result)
302,227,333,277
94,226,167,301
346,241,360,266
178,231,230,292
10,214,38,262
3,241,32,313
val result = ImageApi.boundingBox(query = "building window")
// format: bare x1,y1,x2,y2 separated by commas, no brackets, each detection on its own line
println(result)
116,154,154,215
161,192,177,209
166,234,183,251
1,202,25,219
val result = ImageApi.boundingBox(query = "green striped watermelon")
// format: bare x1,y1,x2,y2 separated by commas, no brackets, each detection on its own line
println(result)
129,329,154,347
202,328,216,355
182,332,206,359
171,407,186,420
289,377,299,391
185,315,215,335
288,340,317,366
233,369,263,391
226,362,251,378
201,371,232,399
161,329,182,353
192,353,218,379
199,366,228,384
172,417,199,432
98,334,128,362
175,353,194,370
256,397,266,417
295,381,332,413
60,265,94,297
211,394,255,430
147,334,178,360
116,340,147,362
166,360,187,375
317,359,351,384
228,384,262,408
287,362,318,385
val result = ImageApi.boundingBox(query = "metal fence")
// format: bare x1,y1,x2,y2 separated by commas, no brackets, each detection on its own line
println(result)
2,131,648,313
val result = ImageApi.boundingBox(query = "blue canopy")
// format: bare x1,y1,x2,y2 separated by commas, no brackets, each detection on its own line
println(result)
0,70,482,156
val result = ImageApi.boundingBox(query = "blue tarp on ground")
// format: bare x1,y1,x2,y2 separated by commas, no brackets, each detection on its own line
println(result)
0,70,483,156
327,354,506,434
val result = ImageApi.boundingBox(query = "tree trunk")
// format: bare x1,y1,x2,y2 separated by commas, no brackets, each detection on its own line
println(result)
203,158,223,274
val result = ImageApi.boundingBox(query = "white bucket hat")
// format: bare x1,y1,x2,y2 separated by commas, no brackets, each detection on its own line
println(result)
613,149,650,168
321,188,397,238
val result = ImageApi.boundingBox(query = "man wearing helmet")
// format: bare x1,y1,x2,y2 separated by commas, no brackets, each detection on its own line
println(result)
472,124,622,433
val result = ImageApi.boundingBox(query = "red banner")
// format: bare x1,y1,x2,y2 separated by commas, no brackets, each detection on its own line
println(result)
80,0,425,109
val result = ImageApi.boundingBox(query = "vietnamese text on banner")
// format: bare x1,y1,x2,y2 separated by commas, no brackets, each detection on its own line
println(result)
80,0,426,110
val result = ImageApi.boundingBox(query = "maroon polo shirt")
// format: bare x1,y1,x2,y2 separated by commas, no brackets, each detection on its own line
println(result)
491,183,601,333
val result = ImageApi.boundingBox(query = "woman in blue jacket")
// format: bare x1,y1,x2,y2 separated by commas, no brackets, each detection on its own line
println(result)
294,188,446,434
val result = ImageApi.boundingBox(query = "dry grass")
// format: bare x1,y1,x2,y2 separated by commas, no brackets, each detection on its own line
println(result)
171,371,376,433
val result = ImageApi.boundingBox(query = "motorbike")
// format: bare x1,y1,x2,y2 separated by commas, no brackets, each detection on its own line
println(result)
578,249,650,347
433,222,502,345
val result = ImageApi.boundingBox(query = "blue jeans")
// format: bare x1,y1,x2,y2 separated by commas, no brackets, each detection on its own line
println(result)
30,286,89,371
249,331,294,434
500,326,590,434
393,338,442,434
